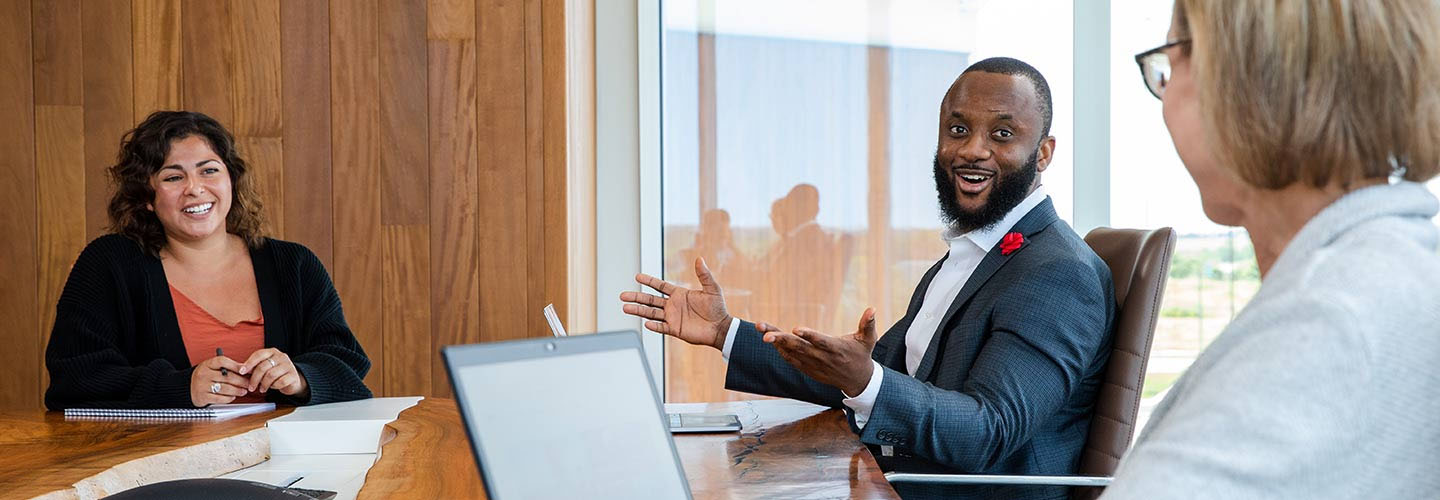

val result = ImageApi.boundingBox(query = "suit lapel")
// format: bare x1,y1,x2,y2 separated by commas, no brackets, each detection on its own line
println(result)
912,198,1060,382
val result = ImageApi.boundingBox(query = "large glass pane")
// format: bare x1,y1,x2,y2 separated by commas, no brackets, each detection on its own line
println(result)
1110,0,1258,430
661,0,1075,402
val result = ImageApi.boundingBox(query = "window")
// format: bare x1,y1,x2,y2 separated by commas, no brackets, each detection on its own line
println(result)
660,0,1074,402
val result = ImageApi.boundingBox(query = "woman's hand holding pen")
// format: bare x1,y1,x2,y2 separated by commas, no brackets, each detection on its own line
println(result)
190,350,248,407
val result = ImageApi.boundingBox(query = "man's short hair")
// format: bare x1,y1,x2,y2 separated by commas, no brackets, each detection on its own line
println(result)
962,57,1054,139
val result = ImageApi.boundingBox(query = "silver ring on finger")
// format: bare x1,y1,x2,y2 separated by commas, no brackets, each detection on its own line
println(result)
210,382,222,394
269,358,277,368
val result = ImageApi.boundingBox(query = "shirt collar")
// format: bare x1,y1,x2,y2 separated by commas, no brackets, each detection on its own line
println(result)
942,185,1049,253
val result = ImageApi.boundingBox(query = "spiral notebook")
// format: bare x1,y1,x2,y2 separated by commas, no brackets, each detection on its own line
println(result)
63,403,276,421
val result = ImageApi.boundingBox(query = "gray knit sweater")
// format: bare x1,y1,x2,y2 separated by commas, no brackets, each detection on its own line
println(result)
1102,181,1440,498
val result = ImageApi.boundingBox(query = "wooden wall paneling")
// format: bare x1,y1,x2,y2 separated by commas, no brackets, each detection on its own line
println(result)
280,0,334,269
427,0,474,40
180,0,234,128
228,0,282,137
331,0,386,394
32,0,82,107
34,106,86,404
234,136,284,233
540,0,568,339
230,0,285,236
0,0,38,411
476,0,530,344
523,0,546,340
382,225,432,396
132,0,183,120
32,0,85,402
378,0,428,397
428,6,478,398
81,0,133,242
378,0,428,226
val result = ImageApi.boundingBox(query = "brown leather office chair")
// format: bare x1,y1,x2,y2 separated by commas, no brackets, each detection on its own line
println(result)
885,227,1177,498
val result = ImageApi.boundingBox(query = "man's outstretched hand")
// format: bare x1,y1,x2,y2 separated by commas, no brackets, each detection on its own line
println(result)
763,308,879,396
620,257,734,350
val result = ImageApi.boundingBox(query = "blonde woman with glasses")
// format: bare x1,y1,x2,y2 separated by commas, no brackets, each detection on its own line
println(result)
1103,1,1440,498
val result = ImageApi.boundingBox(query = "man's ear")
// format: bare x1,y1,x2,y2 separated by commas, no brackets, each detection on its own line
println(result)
1035,136,1056,173
146,203,154,211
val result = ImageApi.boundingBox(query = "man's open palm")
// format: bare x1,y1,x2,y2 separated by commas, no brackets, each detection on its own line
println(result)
620,258,733,350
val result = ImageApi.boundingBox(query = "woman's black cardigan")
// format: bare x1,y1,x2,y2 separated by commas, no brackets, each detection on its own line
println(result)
44,234,373,410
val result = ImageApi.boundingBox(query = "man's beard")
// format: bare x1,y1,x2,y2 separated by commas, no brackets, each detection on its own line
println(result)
933,148,1039,233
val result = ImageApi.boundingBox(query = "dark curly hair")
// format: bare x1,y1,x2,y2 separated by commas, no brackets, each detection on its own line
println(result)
107,111,267,256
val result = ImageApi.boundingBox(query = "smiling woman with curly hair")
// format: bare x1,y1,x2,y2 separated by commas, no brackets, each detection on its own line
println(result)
44,111,372,410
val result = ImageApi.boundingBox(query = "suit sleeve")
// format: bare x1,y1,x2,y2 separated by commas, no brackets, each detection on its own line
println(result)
273,247,374,405
723,320,847,407
44,242,194,410
724,317,912,411
859,259,1113,471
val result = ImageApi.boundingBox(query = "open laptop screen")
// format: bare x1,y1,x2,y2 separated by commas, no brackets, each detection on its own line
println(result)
444,332,691,500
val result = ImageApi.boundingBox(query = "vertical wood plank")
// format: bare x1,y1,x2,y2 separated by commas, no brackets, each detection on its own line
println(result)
32,0,82,106
230,0,284,236
229,0,282,137
540,0,567,338
378,0,427,226
476,0,529,345
235,137,284,236
382,225,431,396
428,37,478,398
81,0,132,241
181,0,233,126
331,0,385,394
280,0,333,268
427,0,474,40
523,0,546,340
32,0,85,403
34,106,86,404
0,0,38,410
132,0,183,120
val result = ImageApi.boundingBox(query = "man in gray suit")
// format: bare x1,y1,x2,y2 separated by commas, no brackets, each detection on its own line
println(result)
621,57,1115,500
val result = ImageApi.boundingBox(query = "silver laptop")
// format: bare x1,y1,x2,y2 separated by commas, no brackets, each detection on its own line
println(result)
542,305,741,433
443,332,693,500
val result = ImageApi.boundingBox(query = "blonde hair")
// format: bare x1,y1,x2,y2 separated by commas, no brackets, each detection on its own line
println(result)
1173,0,1440,189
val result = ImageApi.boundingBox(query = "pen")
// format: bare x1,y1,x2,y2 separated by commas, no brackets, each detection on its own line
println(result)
217,347,227,377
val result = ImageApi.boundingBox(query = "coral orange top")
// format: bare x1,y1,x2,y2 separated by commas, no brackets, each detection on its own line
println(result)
170,284,266,403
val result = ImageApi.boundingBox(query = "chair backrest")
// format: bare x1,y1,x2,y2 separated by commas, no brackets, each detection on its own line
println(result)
1072,227,1176,500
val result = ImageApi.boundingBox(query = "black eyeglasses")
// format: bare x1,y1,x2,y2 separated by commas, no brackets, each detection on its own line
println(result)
1134,39,1190,99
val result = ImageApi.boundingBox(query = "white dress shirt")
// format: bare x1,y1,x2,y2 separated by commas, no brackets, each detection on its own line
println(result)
722,186,1049,428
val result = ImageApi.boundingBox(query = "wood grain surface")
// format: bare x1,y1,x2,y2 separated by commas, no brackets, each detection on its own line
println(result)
1,398,896,499
0,0,39,412
0,406,293,499
356,398,485,499
672,399,901,500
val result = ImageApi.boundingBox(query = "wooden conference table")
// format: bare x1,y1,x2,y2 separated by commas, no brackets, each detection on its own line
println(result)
0,398,899,499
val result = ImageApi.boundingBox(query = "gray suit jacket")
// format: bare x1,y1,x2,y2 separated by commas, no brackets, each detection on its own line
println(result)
726,199,1115,499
